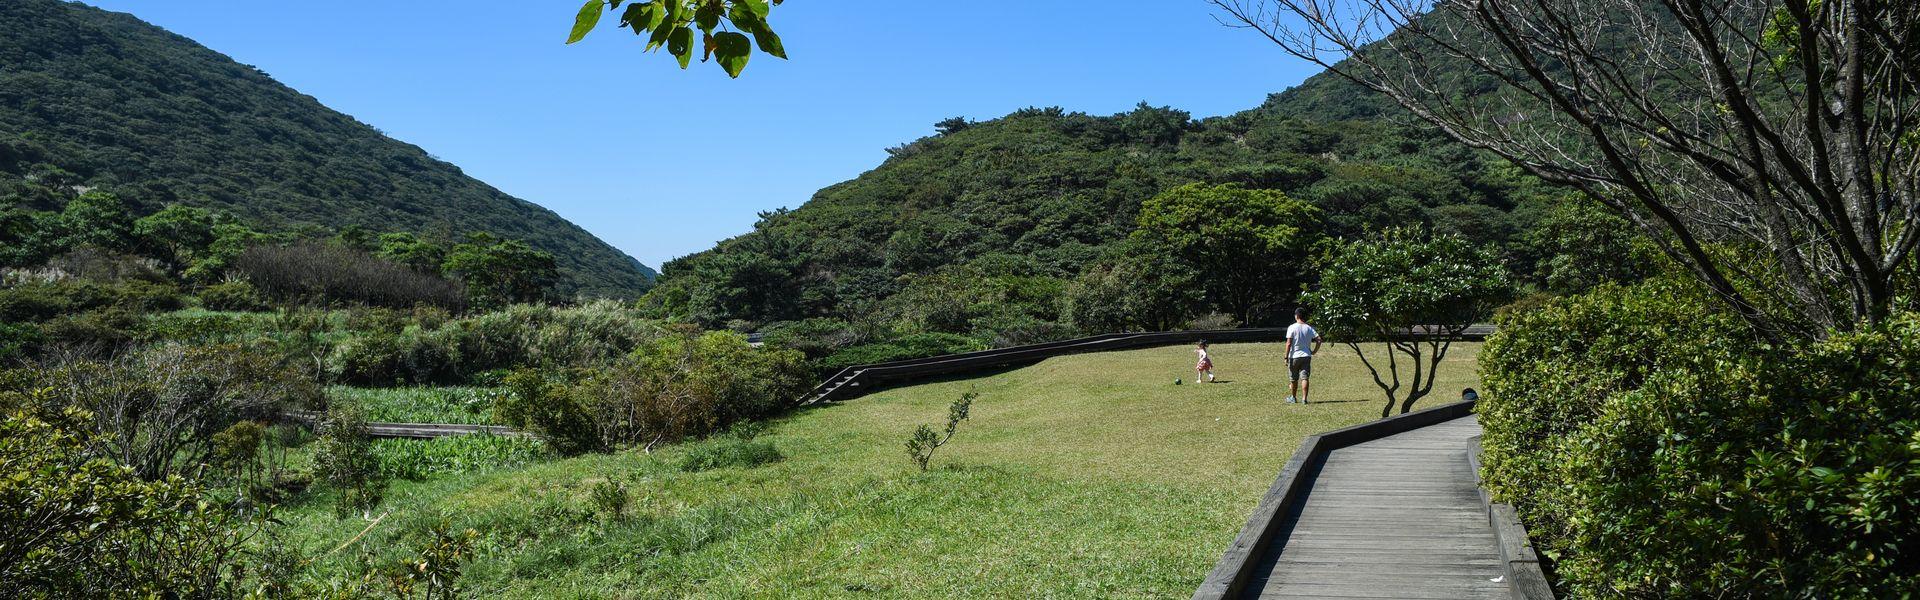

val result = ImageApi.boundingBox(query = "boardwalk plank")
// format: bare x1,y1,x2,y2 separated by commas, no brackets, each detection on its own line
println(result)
1245,415,1508,600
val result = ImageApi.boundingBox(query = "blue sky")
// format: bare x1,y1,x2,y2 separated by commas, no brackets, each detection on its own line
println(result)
81,1,1324,269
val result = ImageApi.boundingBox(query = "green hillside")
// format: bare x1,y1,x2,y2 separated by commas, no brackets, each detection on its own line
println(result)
0,0,654,298
650,84,1567,331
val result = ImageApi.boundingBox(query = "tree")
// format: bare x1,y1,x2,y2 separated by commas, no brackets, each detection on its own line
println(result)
1211,0,1920,340
313,404,386,518
1523,199,1653,294
1306,229,1511,417
905,389,975,472
132,204,217,274
56,191,135,253
1063,246,1204,333
443,233,559,309
567,0,787,78
1132,183,1325,324
375,231,449,274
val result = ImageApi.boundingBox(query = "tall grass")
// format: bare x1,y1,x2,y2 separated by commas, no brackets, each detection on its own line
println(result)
373,434,548,481
327,386,504,425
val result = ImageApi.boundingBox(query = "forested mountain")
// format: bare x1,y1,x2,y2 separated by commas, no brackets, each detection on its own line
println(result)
648,72,1593,337
0,0,654,298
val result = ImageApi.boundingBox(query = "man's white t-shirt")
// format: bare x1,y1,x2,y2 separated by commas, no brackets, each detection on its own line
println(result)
1286,323,1318,358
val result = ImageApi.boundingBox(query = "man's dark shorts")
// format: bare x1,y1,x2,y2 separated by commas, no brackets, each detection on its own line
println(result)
1288,356,1312,381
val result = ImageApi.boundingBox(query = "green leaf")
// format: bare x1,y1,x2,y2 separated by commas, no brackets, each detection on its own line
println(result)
738,0,771,19
748,25,786,59
726,5,785,59
567,0,604,44
668,27,695,69
646,12,677,50
620,2,662,33
713,31,752,77
695,3,721,32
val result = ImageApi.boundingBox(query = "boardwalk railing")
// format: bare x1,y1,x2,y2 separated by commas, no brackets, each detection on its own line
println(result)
1469,438,1556,599
280,410,523,440
1193,399,1482,600
799,325,1495,405
285,324,1496,438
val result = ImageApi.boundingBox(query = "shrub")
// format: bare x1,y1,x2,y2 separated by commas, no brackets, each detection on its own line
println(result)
0,321,43,364
35,306,142,355
817,332,986,372
43,246,167,283
1479,280,1920,596
678,435,783,472
327,301,662,386
1183,311,1241,331
139,310,248,344
106,279,184,313
9,342,320,479
760,317,870,358
447,301,661,372
0,400,280,597
233,240,466,310
969,311,1073,347
313,405,388,518
588,480,630,520
327,325,462,387
905,390,975,472
210,420,266,484
379,519,476,600
199,279,268,311
493,369,601,457
498,332,809,455
0,280,116,322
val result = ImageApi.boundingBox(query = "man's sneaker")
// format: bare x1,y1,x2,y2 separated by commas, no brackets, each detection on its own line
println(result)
1285,396,1296,403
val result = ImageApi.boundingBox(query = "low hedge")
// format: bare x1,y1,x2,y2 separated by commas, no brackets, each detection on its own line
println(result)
1479,280,1920,596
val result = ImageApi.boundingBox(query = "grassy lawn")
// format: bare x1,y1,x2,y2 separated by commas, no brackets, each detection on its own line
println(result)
280,341,1482,598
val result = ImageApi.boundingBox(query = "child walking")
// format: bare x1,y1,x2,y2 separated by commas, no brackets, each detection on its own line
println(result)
1195,340,1217,383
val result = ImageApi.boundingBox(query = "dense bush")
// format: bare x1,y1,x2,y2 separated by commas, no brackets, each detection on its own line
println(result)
233,240,467,310
816,333,987,372
0,322,41,364
327,326,459,387
7,342,321,479
0,280,124,322
759,317,874,359
199,279,268,311
445,301,663,372
326,301,663,386
1479,280,1919,596
0,399,287,597
497,332,809,455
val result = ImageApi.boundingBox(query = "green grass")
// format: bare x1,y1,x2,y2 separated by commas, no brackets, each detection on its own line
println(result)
374,434,551,481
277,341,1483,598
328,386,506,425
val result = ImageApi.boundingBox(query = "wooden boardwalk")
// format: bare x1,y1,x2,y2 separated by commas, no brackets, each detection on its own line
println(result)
1240,416,1508,599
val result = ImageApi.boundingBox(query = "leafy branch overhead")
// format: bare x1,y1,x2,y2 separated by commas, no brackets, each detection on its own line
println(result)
568,0,787,78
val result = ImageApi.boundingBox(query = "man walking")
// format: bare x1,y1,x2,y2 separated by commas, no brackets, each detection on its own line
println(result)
1285,307,1321,404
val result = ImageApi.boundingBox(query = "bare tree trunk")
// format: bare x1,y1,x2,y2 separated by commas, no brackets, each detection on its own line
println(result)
1209,0,1919,339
